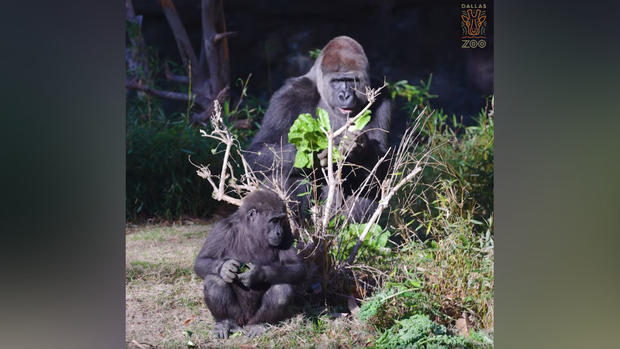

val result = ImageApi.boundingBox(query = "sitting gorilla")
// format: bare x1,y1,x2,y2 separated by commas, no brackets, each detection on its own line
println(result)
245,36,391,222
194,190,305,338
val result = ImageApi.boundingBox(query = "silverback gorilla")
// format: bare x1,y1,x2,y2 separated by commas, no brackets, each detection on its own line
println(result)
246,36,391,221
194,190,305,338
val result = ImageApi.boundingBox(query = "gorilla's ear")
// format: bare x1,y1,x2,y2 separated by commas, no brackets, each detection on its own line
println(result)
248,208,257,217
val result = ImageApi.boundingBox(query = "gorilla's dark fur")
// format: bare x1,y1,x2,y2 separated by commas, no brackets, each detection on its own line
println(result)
194,190,305,338
245,36,391,221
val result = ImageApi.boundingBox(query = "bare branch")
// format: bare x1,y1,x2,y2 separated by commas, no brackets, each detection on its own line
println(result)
125,0,136,19
214,31,238,43
192,160,242,206
333,84,387,138
164,62,190,84
158,0,200,81
126,0,150,83
201,0,230,96
126,80,194,102
191,100,261,207
345,165,423,264
321,128,337,229
319,83,387,230
344,110,431,264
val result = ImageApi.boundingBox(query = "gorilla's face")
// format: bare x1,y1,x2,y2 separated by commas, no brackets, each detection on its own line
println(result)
324,72,368,116
265,213,287,247
247,208,287,247
330,77,358,112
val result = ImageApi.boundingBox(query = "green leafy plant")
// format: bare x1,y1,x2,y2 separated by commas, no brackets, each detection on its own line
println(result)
359,282,424,330
417,104,494,223
374,314,469,349
359,288,399,324
287,108,331,168
387,75,437,108
287,107,372,168
126,109,223,221
333,222,391,261
309,48,322,60
348,109,372,132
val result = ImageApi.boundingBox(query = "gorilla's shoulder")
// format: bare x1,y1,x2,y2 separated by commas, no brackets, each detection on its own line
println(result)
271,76,318,102
207,215,239,240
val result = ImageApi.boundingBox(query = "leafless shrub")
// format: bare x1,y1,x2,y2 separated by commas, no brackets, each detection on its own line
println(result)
192,87,437,299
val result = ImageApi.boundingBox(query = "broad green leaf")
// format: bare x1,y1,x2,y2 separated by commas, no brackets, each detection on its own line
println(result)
332,147,341,162
306,153,315,168
288,111,331,168
376,231,390,248
349,109,372,132
294,151,309,168
317,107,331,131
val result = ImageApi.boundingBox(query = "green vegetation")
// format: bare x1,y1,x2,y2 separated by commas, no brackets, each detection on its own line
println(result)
126,101,221,221
126,43,494,345
287,108,332,168
287,107,371,168
126,59,265,221
375,314,468,348
387,75,438,110
280,78,494,346
308,48,322,60
354,82,494,346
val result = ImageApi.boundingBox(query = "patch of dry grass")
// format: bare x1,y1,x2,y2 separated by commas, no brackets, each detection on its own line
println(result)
126,224,375,349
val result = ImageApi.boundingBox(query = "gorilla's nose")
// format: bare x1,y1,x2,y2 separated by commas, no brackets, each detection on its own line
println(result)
338,91,352,105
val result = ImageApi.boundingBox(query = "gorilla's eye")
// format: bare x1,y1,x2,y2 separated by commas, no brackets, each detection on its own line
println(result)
269,214,286,224
331,78,353,84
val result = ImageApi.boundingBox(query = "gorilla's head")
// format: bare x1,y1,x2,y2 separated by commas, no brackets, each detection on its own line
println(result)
241,190,289,247
315,36,371,117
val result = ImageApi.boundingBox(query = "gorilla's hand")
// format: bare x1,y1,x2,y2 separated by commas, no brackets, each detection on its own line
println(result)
219,259,240,283
318,149,329,167
244,324,267,337
340,129,367,155
238,264,263,288
318,130,367,167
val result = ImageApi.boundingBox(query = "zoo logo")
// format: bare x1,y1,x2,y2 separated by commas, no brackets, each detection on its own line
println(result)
461,4,487,49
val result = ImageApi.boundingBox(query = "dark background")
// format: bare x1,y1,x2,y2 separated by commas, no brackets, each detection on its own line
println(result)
1,1,620,348
133,0,493,122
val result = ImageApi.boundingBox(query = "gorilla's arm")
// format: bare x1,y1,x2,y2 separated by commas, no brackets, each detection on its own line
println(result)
193,220,231,279
240,246,305,286
245,142,298,175
246,76,320,177
348,95,391,168
261,246,306,284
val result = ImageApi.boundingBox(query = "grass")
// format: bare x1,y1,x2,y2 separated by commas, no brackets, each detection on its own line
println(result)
126,223,493,348
126,224,377,349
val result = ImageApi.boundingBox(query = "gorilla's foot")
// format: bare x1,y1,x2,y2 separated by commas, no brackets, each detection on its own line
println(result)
229,322,242,334
243,324,267,337
213,319,239,339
